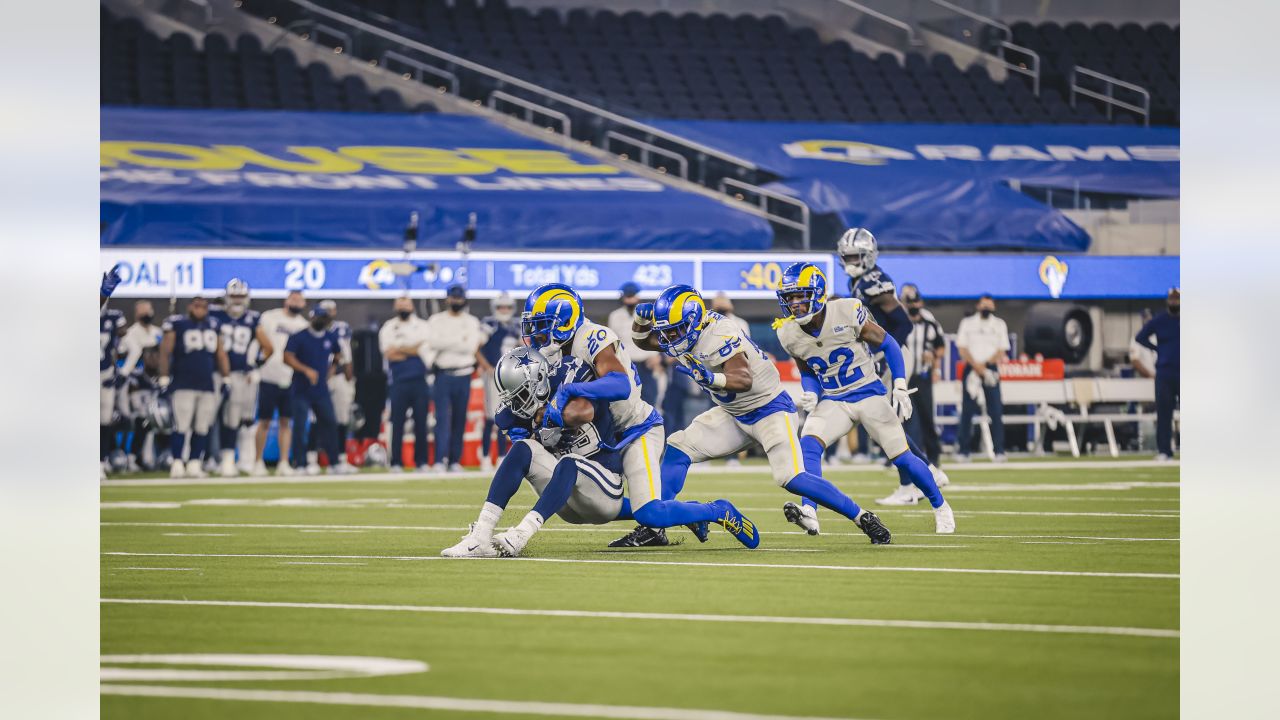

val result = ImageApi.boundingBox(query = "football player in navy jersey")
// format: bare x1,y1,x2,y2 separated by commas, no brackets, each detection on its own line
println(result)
477,292,521,471
282,306,352,475
836,228,951,500
210,279,274,477
310,300,355,474
158,296,231,478
100,265,127,477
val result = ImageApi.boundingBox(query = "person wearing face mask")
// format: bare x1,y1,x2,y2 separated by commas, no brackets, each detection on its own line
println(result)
1135,287,1180,461
606,282,661,406
282,306,351,475
116,300,165,472
254,291,310,475
478,292,521,471
895,284,946,473
424,284,490,472
954,294,1011,462
380,295,433,471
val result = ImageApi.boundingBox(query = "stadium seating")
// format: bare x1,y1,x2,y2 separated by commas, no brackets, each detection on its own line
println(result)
1009,21,1178,125
252,0,1114,125
101,5,429,112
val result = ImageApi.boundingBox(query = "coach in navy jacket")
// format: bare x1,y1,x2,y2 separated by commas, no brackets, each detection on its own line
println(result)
1135,288,1180,459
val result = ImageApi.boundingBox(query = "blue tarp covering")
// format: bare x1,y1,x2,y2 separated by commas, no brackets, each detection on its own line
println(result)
100,108,773,251
651,121,1180,252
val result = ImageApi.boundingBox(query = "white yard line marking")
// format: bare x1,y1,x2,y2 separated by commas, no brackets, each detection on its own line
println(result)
116,567,199,571
865,509,1179,518
102,522,1180,542
99,459,1179,487
99,598,1179,639
103,552,1177,579
162,533,233,537
299,529,367,534
279,561,368,566
1021,542,1104,546
100,684,868,720
101,654,426,682
101,501,182,509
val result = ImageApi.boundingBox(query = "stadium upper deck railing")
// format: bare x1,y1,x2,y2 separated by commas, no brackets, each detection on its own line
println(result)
1071,66,1152,127
231,0,812,249
911,0,1042,95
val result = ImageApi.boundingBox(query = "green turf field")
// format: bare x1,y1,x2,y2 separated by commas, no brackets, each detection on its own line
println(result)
100,461,1179,720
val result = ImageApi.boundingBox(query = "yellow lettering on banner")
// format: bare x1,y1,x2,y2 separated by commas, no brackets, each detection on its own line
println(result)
214,145,362,173
460,149,618,175
338,146,495,174
100,142,242,170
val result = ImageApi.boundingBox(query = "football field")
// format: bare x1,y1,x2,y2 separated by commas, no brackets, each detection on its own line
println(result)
101,460,1179,720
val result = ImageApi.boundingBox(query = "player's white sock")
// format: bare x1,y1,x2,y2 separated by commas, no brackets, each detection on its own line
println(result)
473,502,504,540
237,427,257,468
517,511,545,535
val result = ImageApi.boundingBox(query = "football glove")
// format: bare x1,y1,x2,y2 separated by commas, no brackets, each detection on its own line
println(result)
100,263,124,298
506,426,531,442
543,386,571,428
157,375,172,396
633,302,654,326
676,355,718,388
797,391,819,413
890,378,916,422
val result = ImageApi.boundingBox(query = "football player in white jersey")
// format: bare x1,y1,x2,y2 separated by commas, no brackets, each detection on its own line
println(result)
513,283,760,553
210,279,274,476
774,262,954,534
313,300,355,473
633,284,891,544
254,291,309,475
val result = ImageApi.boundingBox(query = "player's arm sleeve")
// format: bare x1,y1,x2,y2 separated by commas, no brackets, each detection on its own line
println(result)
794,355,823,396
875,333,906,382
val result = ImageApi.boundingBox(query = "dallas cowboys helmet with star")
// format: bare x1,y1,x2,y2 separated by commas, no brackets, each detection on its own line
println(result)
494,346,553,419
836,227,878,279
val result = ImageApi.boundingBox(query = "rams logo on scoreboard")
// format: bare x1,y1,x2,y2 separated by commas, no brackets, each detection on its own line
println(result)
1039,256,1070,298
358,260,397,290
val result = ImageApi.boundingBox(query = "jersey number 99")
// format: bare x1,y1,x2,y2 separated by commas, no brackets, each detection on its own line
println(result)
183,328,219,352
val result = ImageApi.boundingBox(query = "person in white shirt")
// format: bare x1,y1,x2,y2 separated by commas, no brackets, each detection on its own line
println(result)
954,294,1011,462
606,282,661,406
253,291,309,475
424,285,490,472
379,296,433,471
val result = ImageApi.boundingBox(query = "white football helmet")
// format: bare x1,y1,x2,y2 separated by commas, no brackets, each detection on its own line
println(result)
836,228,878,278
224,278,251,318
490,292,516,322
494,347,552,419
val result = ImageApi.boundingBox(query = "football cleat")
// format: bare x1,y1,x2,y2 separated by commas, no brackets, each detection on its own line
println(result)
856,511,892,545
782,501,821,535
250,460,268,476
713,500,760,549
276,462,296,476
876,484,924,506
934,502,956,534
686,521,710,543
608,525,670,548
185,458,207,478
493,525,534,557
931,464,951,487
441,524,498,558
169,459,186,478
219,454,239,478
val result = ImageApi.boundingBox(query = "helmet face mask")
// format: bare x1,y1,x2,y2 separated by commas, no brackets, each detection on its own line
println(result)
776,263,829,324
494,347,552,419
836,228,879,279
224,278,251,318
652,285,707,356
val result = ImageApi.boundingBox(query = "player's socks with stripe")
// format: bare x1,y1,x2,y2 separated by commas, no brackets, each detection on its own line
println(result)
485,442,531,508
892,451,943,508
659,446,692,500
797,436,830,513
784,472,863,522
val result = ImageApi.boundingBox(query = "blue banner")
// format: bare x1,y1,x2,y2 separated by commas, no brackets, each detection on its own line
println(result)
99,249,1177,300
650,121,1179,252
100,108,772,251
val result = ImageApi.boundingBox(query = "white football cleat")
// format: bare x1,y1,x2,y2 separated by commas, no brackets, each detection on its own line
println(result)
431,462,446,474
250,460,268,477
276,462,296,476
448,462,464,473
931,465,950,488
934,502,956,534
219,454,239,478
492,525,534,557
306,463,321,476
877,484,924,506
441,524,498,558
169,459,186,478
185,459,207,478
782,501,820,535
478,455,494,472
